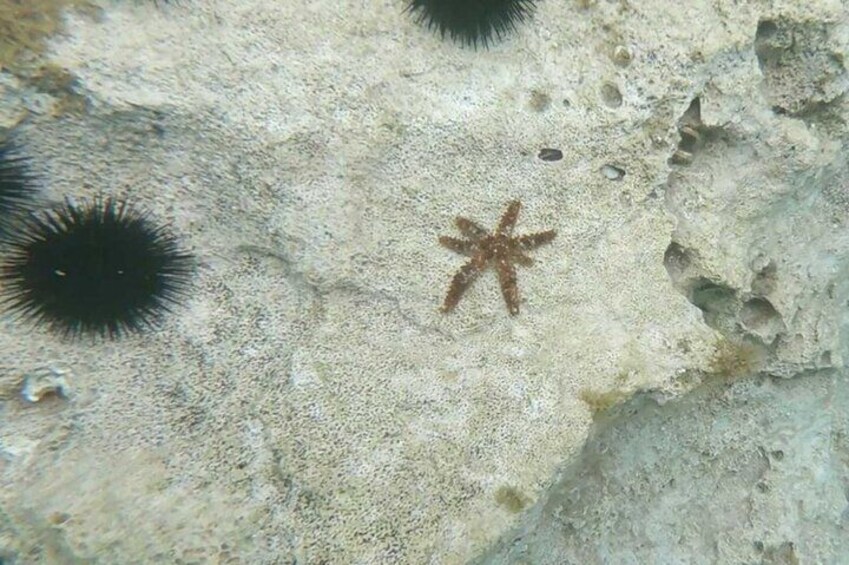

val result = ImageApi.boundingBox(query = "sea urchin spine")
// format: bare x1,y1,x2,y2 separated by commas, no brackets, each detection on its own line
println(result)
0,138,38,236
405,0,538,48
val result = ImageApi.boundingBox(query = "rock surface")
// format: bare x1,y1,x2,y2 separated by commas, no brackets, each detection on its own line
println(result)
0,0,846,563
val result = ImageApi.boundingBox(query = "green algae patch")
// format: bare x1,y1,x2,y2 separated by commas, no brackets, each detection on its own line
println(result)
494,486,530,513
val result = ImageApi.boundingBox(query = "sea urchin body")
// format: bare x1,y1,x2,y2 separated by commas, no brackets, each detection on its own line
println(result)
406,0,538,47
0,197,194,338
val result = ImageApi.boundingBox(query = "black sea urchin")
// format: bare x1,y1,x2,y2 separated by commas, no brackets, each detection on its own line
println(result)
0,139,37,236
405,0,538,47
0,197,194,338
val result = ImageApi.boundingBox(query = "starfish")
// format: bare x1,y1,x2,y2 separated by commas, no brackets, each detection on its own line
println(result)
438,200,556,315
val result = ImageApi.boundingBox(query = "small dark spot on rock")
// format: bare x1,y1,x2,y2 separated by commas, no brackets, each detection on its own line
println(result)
600,83,623,108
48,511,71,525
751,259,777,295
687,279,739,329
663,242,693,280
538,148,563,162
770,449,784,460
756,19,778,41
740,296,785,343
529,90,552,112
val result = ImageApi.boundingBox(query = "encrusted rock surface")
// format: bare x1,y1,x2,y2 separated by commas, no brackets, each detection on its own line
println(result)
0,0,847,562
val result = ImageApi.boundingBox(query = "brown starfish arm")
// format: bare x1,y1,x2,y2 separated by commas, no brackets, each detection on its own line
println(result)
441,258,483,313
516,230,556,250
496,200,521,235
455,217,489,240
438,236,477,256
496,257,520,315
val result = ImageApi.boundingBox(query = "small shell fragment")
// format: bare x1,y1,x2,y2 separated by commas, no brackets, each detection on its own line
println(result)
21,366,71,403
612,45,632,67
670,149,693,165
679,125,701,143
600,164,626,180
